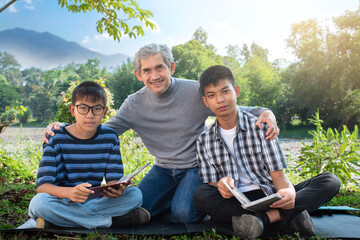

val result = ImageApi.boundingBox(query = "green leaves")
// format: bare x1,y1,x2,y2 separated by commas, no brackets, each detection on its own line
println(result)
57,0,156,41
172,39,223,80
296,110,360,187
285,9,360,128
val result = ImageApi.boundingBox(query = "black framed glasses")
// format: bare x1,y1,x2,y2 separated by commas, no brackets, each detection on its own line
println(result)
75,104,105,115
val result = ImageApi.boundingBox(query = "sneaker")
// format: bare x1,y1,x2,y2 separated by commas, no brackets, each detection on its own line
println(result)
36,217,74,229
36,217,57,229
288,210,315,236
232,214,264,239
111,207,151,227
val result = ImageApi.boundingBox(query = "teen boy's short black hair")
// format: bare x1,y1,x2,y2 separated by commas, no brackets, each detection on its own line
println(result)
72,81,107,106
199,65,235,96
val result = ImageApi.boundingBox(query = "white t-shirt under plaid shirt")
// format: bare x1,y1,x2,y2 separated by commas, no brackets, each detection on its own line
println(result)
196,107,287,195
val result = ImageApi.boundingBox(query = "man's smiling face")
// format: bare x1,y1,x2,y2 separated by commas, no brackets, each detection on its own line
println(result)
135,53,176,95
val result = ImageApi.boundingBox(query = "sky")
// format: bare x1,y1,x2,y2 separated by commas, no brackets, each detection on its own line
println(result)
0,0,359,62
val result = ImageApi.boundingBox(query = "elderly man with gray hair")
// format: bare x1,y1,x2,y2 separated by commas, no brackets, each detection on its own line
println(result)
43,43,279,224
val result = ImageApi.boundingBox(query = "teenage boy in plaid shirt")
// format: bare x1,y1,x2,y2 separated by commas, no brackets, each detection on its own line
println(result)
193,65,341,239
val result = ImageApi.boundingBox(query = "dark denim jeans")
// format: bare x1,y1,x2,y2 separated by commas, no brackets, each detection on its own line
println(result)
193,172,341,228
138,165,205,223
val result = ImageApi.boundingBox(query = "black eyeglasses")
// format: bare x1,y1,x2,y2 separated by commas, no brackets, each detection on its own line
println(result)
75,104,105,115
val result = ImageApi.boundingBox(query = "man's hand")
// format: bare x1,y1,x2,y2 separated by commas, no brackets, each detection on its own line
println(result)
256,110,280,140
269,187,296,210
68,183,94,203
42,122,62,144
217,177,235,199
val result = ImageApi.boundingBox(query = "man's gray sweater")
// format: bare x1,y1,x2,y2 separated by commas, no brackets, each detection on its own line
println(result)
104,78,263,169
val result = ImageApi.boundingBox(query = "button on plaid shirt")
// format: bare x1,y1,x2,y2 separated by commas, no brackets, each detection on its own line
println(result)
196,108,287,195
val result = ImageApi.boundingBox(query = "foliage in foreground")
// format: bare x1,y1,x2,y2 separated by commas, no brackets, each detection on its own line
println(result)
296,111,360,187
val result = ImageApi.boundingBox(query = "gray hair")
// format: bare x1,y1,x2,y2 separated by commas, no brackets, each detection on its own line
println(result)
134,43,174,74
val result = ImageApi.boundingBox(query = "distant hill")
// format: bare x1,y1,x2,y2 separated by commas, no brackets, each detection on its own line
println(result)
0,28,129,69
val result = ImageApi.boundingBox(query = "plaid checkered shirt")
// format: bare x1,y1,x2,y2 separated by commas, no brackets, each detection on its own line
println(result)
196,107,287,195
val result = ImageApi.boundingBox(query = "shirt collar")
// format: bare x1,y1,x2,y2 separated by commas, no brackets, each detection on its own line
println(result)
214,108,248,141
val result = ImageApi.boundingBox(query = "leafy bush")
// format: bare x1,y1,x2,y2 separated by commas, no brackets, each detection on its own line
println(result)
119,130,154,186
0,140,40,185
53,79,116,124
296,110,360,186
0,105,26,133
18,108,31,124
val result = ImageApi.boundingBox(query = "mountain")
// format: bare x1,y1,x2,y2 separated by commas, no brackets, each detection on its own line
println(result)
0,28,129,69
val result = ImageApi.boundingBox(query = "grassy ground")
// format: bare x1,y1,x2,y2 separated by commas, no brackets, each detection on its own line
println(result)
1,128,359,240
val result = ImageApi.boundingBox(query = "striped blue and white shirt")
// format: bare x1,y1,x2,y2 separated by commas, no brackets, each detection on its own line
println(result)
36,124,124,188
196,107,287,195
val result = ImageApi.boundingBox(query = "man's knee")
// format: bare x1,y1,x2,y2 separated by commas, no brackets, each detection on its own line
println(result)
171,204,204,223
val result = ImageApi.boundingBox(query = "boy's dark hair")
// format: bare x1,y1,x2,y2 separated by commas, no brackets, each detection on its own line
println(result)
199,65,235,96
72,81,107,106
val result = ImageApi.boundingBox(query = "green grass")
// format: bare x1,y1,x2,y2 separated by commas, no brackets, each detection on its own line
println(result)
11,120,48,128
279,125,314,139
0,128,359,240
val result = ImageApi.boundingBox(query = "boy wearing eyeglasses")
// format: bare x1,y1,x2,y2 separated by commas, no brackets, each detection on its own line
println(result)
28,81,150,229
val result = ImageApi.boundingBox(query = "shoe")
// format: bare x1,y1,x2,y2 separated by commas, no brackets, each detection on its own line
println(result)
232,214,264,239
36,217,74,229
111,207,151,227
36,217,58,229
288,210,315,236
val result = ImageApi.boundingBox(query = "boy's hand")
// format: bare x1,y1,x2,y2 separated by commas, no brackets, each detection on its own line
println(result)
68,183,94,203
42,122,62,144
255,110,280,140
269,187,296,209
217,177,235,199
101,182,127,198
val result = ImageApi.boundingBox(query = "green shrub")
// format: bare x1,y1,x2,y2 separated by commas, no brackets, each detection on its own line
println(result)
119,130,154,186
296,110,360,187
18,108,31,124
0,106,26,133
0,140,40,185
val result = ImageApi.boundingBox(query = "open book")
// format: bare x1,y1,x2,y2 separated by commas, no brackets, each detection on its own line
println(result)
222,179,282,212
87,162,151,200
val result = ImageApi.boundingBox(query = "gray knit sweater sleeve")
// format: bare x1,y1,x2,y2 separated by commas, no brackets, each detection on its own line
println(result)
103,96,133,136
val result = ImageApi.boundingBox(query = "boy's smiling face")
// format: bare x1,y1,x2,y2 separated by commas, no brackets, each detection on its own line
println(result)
69,98,108,137
202,78,240,119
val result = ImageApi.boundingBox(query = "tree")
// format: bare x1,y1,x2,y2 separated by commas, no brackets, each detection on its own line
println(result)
22,67,43,86
0,83,22,113
172,39,223,80
242,55,282,111
1,0,156,41
0,75,7,84
0,51,21,75
25,84,56,123
107,58,143,108
285,9,360,128
223,44,249,105
75,59,108,82
192,27,216,51
0,52,24,86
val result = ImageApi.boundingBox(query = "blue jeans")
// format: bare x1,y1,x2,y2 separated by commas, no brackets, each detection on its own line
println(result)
137,165,205,223
28,186,142,229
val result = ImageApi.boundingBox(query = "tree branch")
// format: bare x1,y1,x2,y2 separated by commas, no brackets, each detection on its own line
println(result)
0,0,17,13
